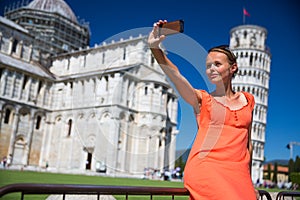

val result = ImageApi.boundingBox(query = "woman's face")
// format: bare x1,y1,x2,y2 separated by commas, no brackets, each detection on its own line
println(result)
205,51,236,84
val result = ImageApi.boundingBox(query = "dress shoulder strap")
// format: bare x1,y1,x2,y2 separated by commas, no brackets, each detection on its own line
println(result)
242,92,255,110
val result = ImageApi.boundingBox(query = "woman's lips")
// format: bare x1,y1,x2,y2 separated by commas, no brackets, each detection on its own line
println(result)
209,74,219,78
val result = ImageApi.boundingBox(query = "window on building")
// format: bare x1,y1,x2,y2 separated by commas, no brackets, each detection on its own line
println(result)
102,52,105,64
12,39,18,53
86,152,92,170
0,68,3,79
22,75,28,90
123,47,126,60
151,55,155,66
37,80,43,94
249,53,253,66
67,119,72,136
104,76,109,91
243,31,247,39
36,115,42,130
145,86,148,95
4,108,11,124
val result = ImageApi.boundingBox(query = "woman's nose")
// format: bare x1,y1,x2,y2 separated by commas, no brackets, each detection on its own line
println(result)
209,64,217,71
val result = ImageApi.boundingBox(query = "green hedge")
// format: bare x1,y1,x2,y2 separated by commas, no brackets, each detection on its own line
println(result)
290,172,300,184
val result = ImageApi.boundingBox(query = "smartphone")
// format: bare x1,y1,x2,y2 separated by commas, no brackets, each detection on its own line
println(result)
158,20,184,36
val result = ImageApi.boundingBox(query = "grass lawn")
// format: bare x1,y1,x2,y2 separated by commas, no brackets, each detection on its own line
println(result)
0,169,186,200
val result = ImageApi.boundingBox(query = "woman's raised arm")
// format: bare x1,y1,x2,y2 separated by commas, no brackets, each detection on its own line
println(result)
148,20,201,114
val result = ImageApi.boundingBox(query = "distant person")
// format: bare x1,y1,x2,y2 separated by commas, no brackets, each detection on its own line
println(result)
2,156,7,168
148,20,258,199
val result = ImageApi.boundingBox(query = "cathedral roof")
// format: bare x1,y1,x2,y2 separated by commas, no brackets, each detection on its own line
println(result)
26,0,78,23
0,16,29,34
0,53,55,79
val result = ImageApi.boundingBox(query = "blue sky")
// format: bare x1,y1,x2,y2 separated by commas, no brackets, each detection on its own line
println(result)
1,0,299,162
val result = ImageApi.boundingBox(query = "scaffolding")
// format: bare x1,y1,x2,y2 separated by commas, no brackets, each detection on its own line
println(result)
4,0,90,56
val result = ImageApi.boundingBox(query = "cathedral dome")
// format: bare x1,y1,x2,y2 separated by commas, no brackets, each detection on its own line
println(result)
27,0,78,23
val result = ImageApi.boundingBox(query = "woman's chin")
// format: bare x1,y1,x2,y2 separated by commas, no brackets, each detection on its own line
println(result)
209,78,222,84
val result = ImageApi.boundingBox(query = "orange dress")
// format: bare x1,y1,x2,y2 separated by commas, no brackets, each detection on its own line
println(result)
184,90,257,200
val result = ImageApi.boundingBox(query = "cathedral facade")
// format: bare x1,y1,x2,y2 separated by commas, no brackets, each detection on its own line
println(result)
0,0,178,177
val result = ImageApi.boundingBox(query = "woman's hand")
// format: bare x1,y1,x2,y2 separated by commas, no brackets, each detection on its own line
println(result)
255,189,260,200
148,20,167,49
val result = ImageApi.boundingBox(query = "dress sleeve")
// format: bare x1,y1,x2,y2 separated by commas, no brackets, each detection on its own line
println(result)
193,89,203,103
246,92,255,111
194,89,212,111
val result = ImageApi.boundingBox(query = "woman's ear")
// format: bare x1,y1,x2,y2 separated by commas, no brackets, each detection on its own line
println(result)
230,63,238,74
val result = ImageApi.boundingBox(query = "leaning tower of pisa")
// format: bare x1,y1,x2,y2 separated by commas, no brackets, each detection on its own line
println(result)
229,25,271,183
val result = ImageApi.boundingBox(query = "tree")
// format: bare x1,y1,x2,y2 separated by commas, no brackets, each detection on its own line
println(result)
266,163,271,180
272,162,278,184
295,156,300,172
288,159,295,182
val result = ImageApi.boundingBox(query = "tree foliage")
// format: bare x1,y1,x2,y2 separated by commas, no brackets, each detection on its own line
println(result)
288,156,300,183
272,162,278,183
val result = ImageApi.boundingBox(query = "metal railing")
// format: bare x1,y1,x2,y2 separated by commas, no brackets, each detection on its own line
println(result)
0,183,273,200
276,191,300,200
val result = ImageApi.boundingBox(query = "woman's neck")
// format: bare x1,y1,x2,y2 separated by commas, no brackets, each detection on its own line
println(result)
213,81,235,98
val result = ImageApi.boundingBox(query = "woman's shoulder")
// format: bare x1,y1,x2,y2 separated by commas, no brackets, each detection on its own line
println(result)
194,89,208,95
240,91,255,109
194,89,210,99
241,91,254,100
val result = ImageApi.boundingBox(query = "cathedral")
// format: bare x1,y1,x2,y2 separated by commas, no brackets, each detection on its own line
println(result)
0,0,179,176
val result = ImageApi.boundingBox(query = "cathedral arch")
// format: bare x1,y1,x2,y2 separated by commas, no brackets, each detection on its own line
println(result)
19,106,30,115
55,115,62,122
88,112,96,120
129,114,135,122
13,135,27,165
119,111,126,121
77,112,84,120
18,107,31,136
100,111,111,122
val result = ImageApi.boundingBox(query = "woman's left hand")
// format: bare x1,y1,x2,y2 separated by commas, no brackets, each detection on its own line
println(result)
148,20,167,48
255,189,260,200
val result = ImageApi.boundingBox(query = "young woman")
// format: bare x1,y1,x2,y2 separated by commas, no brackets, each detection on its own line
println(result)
148,20,258,200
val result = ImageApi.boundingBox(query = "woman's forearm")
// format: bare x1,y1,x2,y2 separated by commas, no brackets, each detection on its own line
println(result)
150,47,200,113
